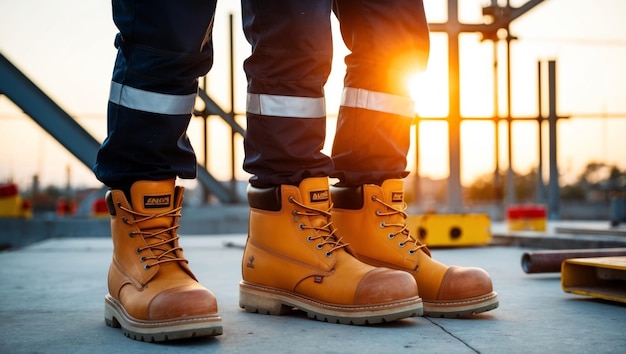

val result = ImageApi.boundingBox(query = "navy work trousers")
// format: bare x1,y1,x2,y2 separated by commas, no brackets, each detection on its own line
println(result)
93,0,430,189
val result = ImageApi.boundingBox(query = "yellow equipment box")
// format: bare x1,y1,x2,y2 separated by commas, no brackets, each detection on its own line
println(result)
405,213,491,247
562,256,626,304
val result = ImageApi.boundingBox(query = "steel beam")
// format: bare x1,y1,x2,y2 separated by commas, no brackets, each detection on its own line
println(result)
425,0,547,211
0,52,101,169
0,52,237,203
548,60,560,219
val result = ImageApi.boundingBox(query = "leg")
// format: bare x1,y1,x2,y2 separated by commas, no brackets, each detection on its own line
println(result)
94,0,217,190
95,0,222,341
241,0,334,187
239,0,422,324
330,0,499,318
331,0,430,186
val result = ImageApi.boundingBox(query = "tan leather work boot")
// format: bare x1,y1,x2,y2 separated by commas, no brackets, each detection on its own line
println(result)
104,180,222,341
331,179,499,318
240,177,422,324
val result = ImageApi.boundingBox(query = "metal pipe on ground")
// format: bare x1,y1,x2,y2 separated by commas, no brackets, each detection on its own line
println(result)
521,248,626,273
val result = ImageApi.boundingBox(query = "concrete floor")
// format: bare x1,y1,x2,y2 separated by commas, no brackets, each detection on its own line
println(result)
1,233,625,353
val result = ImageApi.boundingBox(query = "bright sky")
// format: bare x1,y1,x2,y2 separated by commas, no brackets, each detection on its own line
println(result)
1,0,626,190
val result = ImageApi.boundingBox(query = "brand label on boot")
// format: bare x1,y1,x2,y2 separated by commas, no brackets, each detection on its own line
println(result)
246,255,255,268
309,190,329,203
391,192,403,203
143,195,171,209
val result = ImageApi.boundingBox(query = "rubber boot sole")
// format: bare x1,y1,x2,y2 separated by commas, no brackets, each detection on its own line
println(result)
239,281,423,325
104,294,223,342
423,292,499,318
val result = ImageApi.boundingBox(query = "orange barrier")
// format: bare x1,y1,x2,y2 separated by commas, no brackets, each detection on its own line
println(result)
56,198,76,217
92,197,109,218
507,205,546,231
0,183,31,218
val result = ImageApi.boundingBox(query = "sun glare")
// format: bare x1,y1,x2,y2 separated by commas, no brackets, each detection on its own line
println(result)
408,33,450,118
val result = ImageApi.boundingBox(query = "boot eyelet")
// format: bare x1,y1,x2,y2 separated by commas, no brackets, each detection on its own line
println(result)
388,233,395,239
292,209,298,216
298,223,305,230
325,252,332,258
409,249,417,255
122,216,129,224
140,256,146,262
379,222,386,228
144,264,151,270
371,195,377,201
375,210,382,216
128,231,135,238
399,242,406,248
288,196,295,203
316,244,324,250
306,236,314,242
135,247,141,254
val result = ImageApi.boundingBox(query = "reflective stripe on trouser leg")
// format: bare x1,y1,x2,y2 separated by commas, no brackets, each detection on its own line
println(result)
109,82,197,116
340,87,415,118
331,88,414,186
246,93,326,118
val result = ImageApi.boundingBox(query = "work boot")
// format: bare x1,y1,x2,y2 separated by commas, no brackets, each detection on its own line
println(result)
331,179,499,318
240,177,422,324
104,180,222,341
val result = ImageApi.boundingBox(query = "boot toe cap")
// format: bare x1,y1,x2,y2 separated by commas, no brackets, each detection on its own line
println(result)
148,285,219,320
437,266,493,301
354,268,419,304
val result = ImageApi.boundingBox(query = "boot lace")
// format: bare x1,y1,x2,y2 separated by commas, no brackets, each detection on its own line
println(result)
288,196,349,258
118,203,187,270
372,196,428,255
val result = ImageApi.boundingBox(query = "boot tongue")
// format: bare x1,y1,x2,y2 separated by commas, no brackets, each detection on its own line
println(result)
129,180,176,230
381,179,405,209
298,177,330,228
